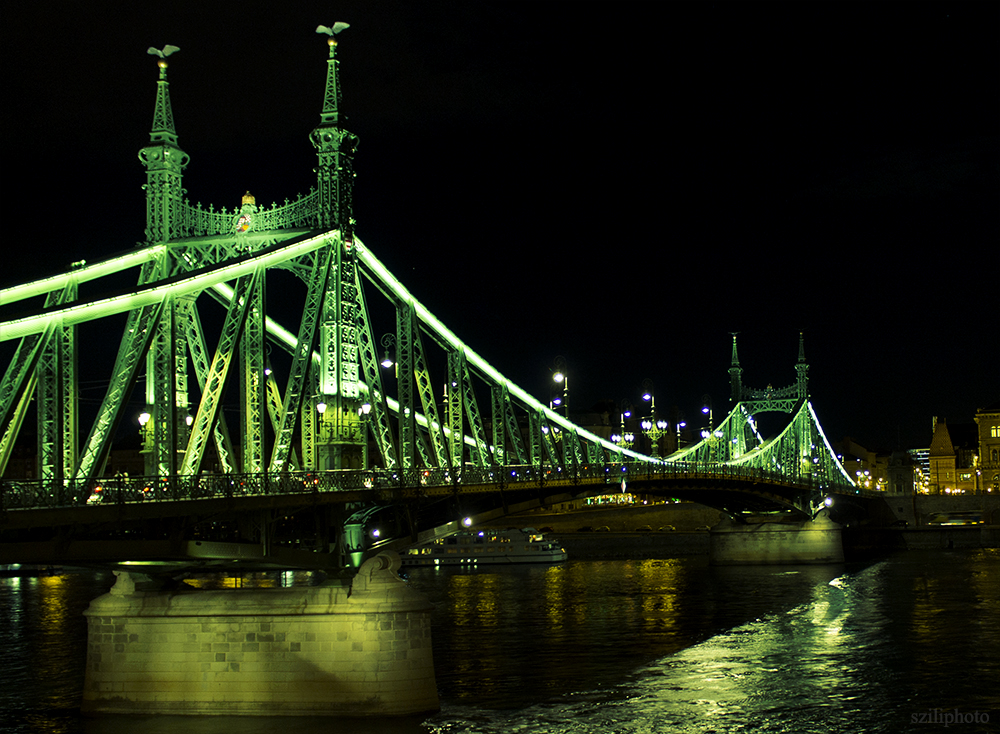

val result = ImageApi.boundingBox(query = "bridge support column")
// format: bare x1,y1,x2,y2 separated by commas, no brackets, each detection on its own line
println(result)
709,509,844,565
81,552,438,716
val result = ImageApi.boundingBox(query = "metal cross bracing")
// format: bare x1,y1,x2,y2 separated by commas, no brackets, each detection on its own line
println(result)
0,226,662,502
0,29,858,557
654,333,856,515
0,29,648,507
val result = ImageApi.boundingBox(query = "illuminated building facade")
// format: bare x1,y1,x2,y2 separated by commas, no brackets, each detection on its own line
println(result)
975,403,1000,493
928,417,978,494
834,437,889,492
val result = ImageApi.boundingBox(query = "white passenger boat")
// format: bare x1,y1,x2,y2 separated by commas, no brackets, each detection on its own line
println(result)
401,527,567,566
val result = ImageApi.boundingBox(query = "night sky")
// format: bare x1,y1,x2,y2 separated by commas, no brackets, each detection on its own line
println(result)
2,1,997,452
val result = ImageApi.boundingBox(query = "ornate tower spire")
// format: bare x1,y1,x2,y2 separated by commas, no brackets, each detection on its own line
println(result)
311,24,364,471
139,46,188,244
729,332,743,403
311,23,359,238
795,331,809,399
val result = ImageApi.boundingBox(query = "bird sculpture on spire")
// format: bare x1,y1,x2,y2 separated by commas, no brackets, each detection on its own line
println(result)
316,23,349,36
147,45,180,59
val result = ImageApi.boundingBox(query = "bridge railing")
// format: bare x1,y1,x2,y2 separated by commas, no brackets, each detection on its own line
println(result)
0,460,862,513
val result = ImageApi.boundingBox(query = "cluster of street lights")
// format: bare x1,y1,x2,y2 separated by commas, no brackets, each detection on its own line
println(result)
610,400,635,449
700,394,723,440
546,369,702,456
640,379,670,457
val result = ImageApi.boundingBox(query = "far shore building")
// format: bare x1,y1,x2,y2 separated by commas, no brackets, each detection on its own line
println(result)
835,437,889,492
928,417,979,494
975,403,1000,493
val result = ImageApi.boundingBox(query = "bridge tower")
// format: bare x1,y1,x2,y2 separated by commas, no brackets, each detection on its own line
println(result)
124,29,369,476
310,25,365,471
726,331,812,407
795,330,809,400
671,332,851,500
138,48,192,477
730,332,809,413
729,332,743,404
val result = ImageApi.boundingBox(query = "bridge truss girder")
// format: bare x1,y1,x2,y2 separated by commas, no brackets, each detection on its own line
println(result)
2,229,648,493
664,398,854,506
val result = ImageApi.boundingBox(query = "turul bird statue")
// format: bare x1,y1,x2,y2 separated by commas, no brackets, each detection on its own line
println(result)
316,23,349,36
147,45,180,58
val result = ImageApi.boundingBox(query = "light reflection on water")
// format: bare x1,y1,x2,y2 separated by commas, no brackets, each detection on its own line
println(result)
409,557,847,710
421,551,1000,733
1,550,998,734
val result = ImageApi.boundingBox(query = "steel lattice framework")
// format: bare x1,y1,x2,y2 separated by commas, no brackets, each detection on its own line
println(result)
0,31,853,529
663,334,854,494
0,31,653,495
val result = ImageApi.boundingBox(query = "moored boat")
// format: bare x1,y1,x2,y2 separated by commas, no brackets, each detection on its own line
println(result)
402,527,567,566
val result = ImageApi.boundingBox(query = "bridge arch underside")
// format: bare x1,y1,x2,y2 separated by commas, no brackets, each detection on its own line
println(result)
408,475,821,526
0,471,838,573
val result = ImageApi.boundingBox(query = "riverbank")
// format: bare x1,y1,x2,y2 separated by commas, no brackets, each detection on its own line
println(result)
483,502,724,534
483,503,999,561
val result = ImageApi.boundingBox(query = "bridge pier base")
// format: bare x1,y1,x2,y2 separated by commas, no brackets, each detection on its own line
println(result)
81,552,438,717
709,509,844,565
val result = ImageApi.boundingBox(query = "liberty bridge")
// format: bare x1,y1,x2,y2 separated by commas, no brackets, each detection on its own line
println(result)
0,29,865,574
0,27,880,717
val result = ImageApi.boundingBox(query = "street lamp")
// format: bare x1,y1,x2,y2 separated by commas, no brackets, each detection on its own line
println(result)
640,379,669,457
359,402,371,469
701,394,725,463
611,400,634,449
551,356,568,416
380,334,396,375
137,411,154,476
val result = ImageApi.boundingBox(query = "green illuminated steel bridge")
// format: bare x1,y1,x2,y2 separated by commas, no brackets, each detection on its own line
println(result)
0,30,860,570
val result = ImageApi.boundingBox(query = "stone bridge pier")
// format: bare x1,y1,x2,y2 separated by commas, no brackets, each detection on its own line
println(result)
709,509,844,565
81,552,438,716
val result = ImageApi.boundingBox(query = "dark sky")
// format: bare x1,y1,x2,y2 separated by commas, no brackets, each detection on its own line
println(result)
2,1,997,452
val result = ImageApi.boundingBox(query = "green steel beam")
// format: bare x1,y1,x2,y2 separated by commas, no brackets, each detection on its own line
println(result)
148,295,180,477
396,303,416,468
353,266,397,470
74,299,164,485
0,372,36,478
241,269,266,473
37,282,77,484
180,271,259,476
269,245,330,473
410,318,446,468
178,298,236,473
446,351,463,468
459,356,491,467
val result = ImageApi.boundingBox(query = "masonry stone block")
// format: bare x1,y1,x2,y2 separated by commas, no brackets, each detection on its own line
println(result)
82,552,438,716
709,509,844,565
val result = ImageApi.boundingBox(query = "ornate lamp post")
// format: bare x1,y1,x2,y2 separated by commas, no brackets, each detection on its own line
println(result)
701,394,714,434
640,379,669,458
610,400,634,450
359,402,371,469
380,333,396,375
138,411,154,477
700,394,722,463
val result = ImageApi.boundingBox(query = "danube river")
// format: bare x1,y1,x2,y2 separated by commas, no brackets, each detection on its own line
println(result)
2,549,999,733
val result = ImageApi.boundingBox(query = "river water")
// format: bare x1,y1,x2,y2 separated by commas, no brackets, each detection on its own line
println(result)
2,549,998,733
